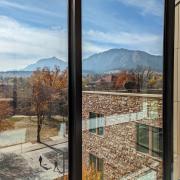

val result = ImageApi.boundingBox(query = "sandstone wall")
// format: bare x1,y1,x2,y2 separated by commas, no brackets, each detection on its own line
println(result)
82,91,162,179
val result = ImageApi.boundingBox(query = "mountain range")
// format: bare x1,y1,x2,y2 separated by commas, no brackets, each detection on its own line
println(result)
83,48,162,73
0,48,163,77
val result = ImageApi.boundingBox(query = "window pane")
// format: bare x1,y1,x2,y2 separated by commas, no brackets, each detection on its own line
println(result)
97,114,104,135
97,158,104,180
89,112,97,133
97,158,103,172
0,1,68,179
82,0,164,179
137,124,149,153
152,127,163,158
89,153,97,169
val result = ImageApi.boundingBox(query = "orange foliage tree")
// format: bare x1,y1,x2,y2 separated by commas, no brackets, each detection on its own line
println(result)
30,67,67,142
0,100,13,131
82,164,102,180
115,72,136,89
0,101,13,120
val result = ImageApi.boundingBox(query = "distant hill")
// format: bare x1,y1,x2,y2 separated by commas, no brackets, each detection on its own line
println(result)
83,48,162,74
23,57,67,71
0,49,163,77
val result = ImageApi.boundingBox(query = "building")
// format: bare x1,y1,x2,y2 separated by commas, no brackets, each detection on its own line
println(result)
82,91,163,179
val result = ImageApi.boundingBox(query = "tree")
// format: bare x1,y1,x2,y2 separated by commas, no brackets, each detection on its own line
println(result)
0,100,13,130
30,67,67,142
148,77,157,88
115,72,127,89
82,164,102,180
124,81,137,92
131,65,153,92
115,72,136,90
39,67,67,120
13,78,17,114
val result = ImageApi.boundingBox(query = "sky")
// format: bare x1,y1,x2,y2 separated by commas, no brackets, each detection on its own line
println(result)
0,0,164,71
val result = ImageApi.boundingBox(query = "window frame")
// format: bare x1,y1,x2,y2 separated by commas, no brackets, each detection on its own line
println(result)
68,0,82,179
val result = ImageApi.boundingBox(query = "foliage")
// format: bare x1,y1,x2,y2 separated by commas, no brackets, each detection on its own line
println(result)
30,67,67,142
0,101,13,120
82,164,102,180
115,72,136,89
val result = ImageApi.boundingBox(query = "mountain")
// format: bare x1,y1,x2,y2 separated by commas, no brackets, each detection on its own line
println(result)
83,48,163,74
0,49,162,77
0,71,33,78
23,57,67,71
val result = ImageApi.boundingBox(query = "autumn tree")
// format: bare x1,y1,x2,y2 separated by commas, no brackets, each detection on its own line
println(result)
0,100,13,130
31,67,67,142
115,72,136,90
82,164,102,180
42,67,67,120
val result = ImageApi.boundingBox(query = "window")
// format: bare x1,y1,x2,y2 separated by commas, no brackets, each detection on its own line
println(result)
137,124,163,158
0,1,68,179
152,127,163,158
89,112,104,135
137,124,149,153
82,0,165,178
89,154,104,179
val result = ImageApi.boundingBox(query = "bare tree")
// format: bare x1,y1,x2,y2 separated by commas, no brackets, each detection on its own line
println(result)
132,65,153,92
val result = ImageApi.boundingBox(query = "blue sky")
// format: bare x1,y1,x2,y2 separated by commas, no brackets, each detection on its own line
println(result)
0,0,164,70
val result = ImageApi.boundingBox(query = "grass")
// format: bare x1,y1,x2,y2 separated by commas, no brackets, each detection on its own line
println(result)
0,115,68,146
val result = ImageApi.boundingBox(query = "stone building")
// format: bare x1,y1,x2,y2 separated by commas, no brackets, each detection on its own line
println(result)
82,91,163,179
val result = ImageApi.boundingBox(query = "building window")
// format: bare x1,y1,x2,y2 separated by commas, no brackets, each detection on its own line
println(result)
137,124,149,153
152,127,163,158
136,123,162,158
89,112,104,135
89,154,103,179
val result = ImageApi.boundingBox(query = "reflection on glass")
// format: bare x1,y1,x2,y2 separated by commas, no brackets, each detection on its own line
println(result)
152,127,163,158
82,0,164,179
0,1,68,179
137,124,149,153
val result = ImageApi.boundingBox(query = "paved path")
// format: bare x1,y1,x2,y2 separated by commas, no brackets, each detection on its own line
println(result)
0,137,68,180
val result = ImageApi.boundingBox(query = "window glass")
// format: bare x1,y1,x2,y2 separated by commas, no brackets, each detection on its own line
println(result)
82,0,164,179
137,124,149,153
89,153,97,169
152,127,163,157
0,1,68,179
89,112,97,133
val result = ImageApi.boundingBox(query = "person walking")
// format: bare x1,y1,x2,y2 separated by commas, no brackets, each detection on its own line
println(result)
39,155,42,166
54,160,58,172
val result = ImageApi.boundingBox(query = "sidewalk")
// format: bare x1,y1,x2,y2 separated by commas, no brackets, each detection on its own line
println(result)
0,137,68,180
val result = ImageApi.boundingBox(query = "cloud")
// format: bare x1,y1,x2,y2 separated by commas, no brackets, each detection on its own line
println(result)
82,41,111,58
0,0,61,18
84,30,163,55
117,0,163,17
0,16,68,71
